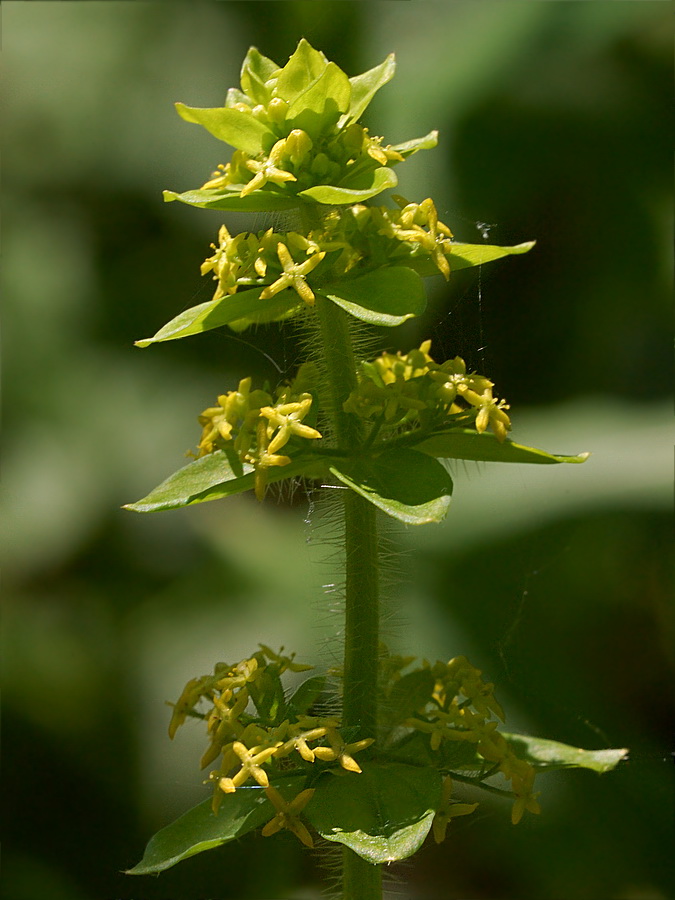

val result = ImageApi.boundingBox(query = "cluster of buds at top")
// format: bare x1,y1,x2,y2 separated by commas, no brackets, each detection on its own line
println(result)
202,120,404,200
399,656,540,829
167,647,373,845
199,197,455,307
195,366,322,500
344,340,512,441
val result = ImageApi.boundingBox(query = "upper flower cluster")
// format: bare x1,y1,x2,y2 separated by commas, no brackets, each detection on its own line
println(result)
173,39,436,208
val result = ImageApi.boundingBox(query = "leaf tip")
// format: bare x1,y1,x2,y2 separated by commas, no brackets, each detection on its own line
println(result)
134,339,152,348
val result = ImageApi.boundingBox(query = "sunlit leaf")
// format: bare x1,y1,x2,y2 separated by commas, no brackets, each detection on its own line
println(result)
240,46,280,105
287,62,351,136
163,187,299,212
319,266,426,326
274,39,328,103
175,103,274,155
330,449,453,525
134,288,301,347
127,778,305,875
390,130,439,158
503,734,628,773
299,166,398,204
414,429,589,465
345,53,396,123
305,763,442,864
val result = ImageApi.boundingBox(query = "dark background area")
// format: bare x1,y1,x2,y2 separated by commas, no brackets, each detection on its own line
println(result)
3,3,673,899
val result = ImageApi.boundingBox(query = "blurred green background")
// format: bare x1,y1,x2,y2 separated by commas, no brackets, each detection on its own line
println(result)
3,2,673,899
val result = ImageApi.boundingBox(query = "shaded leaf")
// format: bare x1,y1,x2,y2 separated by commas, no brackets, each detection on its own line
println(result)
288,675,326,716
319,266,426,327
330,449,452,525
127,779,305,875
175,103,274,155
305,763,442,864
299,166,397,204
414,429,590,465
503,733,628,773
134,288,301,347
345,53,396,123
163,187,299,212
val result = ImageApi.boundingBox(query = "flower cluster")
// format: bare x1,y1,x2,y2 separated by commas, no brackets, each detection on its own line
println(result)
199,197,455,308
400,656,540,829
168,646,373,845
344,340,512,441
186,40,430,203
195,367,322,500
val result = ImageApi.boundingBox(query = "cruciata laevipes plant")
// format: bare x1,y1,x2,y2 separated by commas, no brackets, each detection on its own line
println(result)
125,40,627,899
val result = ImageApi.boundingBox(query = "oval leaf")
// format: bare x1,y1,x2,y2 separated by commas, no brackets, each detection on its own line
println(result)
502,733,628,774
299,166,398,204
414,429,590,465
135,288,302,347
319,266,426,327
330,449,452,525
175,103,274,155
389,130,439,159
449,240,536,271
274,39,328,103
163,187,299,212
127,779,305,875
306,763,442,864
287,62,351,136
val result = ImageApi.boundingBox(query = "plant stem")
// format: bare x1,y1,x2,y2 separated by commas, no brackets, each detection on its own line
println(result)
314,295,383,900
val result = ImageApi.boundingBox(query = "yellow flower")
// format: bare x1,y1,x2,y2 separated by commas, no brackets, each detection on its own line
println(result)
218,740,282,793
432,777,479,843
260,395,322,455
312,727,374,773
240,139,297,197
262,786,316,848
259,242,326,305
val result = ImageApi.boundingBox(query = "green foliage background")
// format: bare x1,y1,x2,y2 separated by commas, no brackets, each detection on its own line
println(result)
3,3,672,899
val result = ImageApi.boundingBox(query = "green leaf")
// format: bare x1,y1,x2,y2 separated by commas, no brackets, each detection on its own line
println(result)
387,730,482,772
287,62,351,136
319,266,426,327
414,429,590,465
163,187,299,212
175,103,275,155
288,675,326,716
124,452,330,514
345,53,396,123
127,778,305,875
299,166,398,204
248,669,287,725
305,763,442,864
134,288,302,347
390,130,439,159
240,46,280,105
124,450,254,513
503,733,628,773
274,39,328,103
386,669,436,725
449,240,536,271
330,449,453,525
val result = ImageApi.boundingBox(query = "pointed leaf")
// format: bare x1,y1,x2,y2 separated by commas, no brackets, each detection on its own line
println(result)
414,429,590,465
319,266,426,327
346,53,396,123
175,103,274,155
135,288,302,347
124,450,254,513
390,130,439,158
287,62,351,136
124,452,330,514
127,778,305,875
330,449,452,525
275,39,328,103
306,763,442,864
449,240,536,270
503,733,628,774
240,46,280,104
163,187,299,212
299,166,398,204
